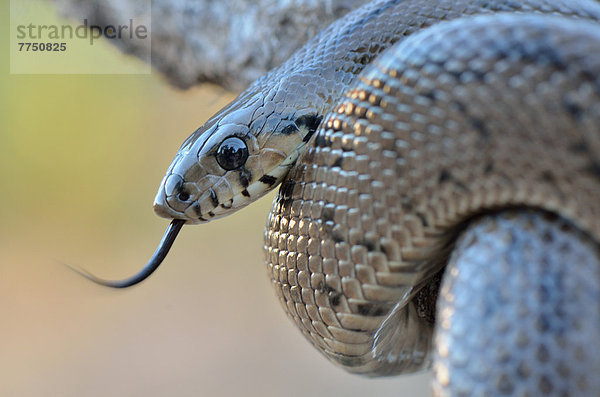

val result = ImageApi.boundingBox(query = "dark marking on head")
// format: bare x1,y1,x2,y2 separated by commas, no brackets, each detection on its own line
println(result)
241,188,250,198
239,168,252,188
209,188,219,208
280,122,299,135
220,199,233,209
208,211,215,217
296,114,322,129
302,131,315,143
191,202,202,216
259,174,277,186
296,114,323,143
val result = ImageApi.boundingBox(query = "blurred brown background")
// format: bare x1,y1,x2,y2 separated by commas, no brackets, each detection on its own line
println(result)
0,1,431,395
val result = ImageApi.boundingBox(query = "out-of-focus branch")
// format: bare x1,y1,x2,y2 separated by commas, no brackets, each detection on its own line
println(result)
50,0,366,90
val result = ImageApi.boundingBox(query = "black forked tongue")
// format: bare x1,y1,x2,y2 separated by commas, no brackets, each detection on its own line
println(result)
66,219,185,288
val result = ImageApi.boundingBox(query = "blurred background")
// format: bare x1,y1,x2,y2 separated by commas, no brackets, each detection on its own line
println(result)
0,1,431,395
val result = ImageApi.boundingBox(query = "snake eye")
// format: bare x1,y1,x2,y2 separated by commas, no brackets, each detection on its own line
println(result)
216,136,249,170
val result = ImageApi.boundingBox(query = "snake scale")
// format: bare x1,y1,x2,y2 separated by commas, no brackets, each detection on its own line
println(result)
75,0,600,394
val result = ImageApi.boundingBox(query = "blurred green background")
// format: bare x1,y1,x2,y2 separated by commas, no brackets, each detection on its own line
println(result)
0,1,431,395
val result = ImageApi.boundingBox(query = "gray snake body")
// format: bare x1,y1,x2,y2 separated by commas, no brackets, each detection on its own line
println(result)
79,0,600,394
261,6,600,389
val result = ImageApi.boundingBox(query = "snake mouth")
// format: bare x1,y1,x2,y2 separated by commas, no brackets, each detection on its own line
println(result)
154,176,236,224
153,179,197,222
153,196,186,220
153,153,299,224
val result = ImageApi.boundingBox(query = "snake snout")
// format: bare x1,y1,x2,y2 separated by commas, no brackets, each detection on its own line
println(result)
153,193,174,219
153,173,191,220
154,170,233,223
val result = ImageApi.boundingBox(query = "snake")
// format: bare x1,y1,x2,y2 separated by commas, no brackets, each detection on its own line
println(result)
72,0,600,394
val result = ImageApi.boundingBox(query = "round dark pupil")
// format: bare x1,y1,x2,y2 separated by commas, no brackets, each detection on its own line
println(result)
216,137,249,170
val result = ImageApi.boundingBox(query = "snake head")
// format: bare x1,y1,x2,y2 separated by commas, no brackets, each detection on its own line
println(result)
153,92,321,224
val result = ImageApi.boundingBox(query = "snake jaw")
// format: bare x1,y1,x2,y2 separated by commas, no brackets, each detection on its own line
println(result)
154,145,301,224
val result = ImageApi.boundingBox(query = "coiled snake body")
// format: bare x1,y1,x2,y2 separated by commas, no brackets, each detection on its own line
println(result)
79,0,600,394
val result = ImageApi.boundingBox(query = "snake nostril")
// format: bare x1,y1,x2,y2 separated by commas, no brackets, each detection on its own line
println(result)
177,191,190,201
165,174,184,197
